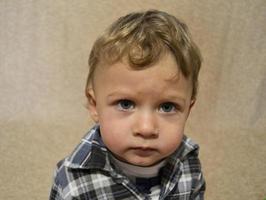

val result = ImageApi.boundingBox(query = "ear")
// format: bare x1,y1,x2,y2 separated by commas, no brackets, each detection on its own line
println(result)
189,99,196,110
186,99,196,119
86,89,99,123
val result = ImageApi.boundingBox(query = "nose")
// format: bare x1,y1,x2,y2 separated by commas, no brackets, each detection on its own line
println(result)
133,110,159,139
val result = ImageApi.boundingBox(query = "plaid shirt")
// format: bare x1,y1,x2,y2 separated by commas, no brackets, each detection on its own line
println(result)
49,125,205,200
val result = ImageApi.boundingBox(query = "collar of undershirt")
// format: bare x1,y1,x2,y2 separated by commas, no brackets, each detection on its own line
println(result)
110,154,166,178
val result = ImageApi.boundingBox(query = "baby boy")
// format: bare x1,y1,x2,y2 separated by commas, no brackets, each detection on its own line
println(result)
50,9,206,200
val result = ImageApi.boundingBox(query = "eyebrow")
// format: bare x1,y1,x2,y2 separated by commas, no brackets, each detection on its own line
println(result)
107,91,132,99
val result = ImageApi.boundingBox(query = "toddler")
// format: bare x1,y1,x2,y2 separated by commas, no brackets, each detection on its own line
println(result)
50,9,206,200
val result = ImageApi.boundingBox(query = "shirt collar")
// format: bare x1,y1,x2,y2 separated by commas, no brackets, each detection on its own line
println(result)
65,125,113,172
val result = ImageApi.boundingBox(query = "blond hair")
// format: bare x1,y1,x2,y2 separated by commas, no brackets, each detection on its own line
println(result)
86,10,202,100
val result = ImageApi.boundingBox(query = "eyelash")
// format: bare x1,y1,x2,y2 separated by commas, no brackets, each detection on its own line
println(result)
115,100,179,113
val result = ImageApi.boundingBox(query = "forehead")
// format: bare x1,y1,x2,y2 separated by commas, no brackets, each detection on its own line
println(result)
93,53,193,98
94,53,182,81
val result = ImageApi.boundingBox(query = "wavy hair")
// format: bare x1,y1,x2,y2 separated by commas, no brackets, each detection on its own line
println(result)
86,10,202,100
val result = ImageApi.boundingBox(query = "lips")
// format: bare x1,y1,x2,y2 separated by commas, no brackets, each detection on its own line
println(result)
131,147,157,157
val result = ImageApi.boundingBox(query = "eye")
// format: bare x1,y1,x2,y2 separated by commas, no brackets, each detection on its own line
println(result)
159,102,177,113
117,99,135,111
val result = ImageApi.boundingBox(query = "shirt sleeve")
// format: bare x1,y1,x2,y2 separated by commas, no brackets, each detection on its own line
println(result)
49,163,65,200
49,183,64,200
190,172,206,200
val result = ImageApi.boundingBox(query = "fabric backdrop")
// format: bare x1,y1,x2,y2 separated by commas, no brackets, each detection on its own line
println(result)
0,1,265,199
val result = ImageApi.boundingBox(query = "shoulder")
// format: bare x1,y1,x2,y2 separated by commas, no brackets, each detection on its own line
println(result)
179,135,202,174
166,135,203,181
164,136,206,198
52,125,106,187
178,136,206,197
51,158,118,199
50,125,113,199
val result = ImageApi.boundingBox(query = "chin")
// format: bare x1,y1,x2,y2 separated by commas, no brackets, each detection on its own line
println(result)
130,159,161,167
134,162,153,167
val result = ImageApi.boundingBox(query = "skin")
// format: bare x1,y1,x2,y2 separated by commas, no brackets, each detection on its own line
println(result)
87,52,195,167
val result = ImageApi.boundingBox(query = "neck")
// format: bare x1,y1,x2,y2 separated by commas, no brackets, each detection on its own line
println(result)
110,155,166,178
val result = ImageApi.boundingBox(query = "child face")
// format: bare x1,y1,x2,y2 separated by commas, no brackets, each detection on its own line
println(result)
88,53,194,167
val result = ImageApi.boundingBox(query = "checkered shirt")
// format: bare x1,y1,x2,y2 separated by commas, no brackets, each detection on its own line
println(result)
49,125,205,200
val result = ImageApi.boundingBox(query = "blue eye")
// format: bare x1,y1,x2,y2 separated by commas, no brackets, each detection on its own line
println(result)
159,102,177,113
117,100,135,111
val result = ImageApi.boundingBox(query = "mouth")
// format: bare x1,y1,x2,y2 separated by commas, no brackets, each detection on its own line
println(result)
131,147,157,157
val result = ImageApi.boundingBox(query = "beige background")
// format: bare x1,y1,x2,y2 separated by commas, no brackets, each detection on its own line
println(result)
0,1,265,199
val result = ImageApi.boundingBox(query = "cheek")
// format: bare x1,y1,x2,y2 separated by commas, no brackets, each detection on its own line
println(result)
163,130,183,147
159,121,186,153
99,123,119,152
98,106,132,134
98,113,130,150
98,111,125,134
160,133,184,158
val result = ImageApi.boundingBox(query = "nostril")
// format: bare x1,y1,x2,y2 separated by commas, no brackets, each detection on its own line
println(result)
133,128,159,139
